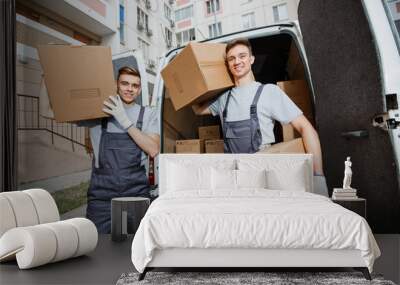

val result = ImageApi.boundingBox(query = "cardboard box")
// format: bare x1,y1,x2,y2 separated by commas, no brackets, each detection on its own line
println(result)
176,139,204,153
161,42,234,111
257,138,305,154
277,80,314,124
282,123,300,142
205,139,224,153
287,42,305,80
199,125,220,140
163,121,179,153
37,45,116,122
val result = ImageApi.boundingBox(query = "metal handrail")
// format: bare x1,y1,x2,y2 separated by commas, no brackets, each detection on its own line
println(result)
17,94,86,150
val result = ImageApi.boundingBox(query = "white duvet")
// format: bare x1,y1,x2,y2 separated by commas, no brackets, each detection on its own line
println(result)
131,190,380,273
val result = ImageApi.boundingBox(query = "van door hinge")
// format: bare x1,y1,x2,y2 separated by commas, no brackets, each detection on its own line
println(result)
373,113,400,131
387,118,400,129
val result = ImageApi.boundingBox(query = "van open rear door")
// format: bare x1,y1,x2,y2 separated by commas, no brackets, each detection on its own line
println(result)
299,0,400,233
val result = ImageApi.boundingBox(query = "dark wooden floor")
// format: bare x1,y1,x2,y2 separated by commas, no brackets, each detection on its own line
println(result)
0,235,134,285
1,235,398,285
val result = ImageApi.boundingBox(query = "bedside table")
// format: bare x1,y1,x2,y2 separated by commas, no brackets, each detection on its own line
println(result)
111,197,150,242
332,198,366,218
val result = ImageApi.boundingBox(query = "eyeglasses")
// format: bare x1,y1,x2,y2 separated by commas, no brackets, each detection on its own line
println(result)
226,52,250,64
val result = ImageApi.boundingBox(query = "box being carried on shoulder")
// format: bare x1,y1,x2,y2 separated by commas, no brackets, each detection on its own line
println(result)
176,139,205,153
38,45,115,123
161,42,234,111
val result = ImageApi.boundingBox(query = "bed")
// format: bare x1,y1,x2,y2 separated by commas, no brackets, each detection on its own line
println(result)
131,154,380,280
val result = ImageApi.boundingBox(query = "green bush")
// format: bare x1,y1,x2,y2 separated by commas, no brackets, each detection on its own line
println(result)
51,182,89,214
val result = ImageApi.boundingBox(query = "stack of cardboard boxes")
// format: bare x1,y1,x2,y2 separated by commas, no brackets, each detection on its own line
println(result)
201,125,224,153
175,125,224,154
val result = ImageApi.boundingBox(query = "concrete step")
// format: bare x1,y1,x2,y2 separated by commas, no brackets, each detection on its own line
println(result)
61,204,87,220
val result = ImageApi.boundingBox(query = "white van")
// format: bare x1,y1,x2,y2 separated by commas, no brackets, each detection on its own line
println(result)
151,0,400,233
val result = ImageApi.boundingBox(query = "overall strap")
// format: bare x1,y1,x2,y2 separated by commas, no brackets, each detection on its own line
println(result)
222,90,233,120
101,118,108,131
250,84,265,115
136,106,145,130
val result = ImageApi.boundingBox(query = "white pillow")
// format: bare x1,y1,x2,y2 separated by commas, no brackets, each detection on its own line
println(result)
211,168,236,190
237,158,310,192
236,169,267,189
266,164,307,191
166,162,211,191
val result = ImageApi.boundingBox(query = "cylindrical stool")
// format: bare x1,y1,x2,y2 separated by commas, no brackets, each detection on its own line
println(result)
111,197,150,242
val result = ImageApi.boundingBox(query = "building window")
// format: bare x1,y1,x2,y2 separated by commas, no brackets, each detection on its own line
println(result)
175,5,193,22
273,3,288,22
137,7,149,31
206,0,220,14
119,4,125,43
165,27,173,47
138,37,150,60
176,28,195,46
208,22,222,38
242,12,255,29
164,3,172,20
383,0,400,53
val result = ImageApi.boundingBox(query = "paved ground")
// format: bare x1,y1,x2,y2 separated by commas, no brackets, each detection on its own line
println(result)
61,204,87,220
19,170,91,193
18,130,91,186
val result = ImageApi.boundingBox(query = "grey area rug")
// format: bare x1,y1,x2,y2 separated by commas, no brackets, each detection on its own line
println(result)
116,272,396,285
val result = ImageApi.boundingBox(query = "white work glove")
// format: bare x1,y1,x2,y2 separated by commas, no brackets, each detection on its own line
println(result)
313,175,329,197
103,95,133,130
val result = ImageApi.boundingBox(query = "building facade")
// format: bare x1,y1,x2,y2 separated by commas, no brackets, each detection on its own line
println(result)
386,0,400,35
174,0,300,47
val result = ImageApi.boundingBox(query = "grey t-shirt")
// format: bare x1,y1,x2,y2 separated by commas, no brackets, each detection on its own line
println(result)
79,104,159,169
209,81,302,148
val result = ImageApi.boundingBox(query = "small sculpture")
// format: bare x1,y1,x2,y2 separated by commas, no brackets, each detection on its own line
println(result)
342,157,353,189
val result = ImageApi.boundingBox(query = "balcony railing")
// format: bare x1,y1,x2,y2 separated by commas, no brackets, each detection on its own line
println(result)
17,94,86,152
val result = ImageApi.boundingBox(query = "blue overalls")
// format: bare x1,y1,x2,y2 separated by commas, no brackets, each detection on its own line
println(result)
222,84,264,153
86,106,150,233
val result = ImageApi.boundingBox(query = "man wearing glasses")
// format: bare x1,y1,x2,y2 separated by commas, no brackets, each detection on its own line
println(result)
192,38,327,196
80,66,160,233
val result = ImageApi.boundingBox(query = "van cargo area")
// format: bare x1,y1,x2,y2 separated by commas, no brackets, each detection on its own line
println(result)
162,33,312,153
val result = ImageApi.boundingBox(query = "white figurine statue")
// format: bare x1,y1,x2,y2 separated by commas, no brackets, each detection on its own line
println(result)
342,157,353,189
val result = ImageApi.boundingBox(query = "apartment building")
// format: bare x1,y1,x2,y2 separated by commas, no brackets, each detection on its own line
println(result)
119,0,175,97
386,0,400,35
15,0,174,189
174,0,300,46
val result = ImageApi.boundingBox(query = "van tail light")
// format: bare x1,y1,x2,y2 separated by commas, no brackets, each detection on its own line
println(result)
148,157,155,185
